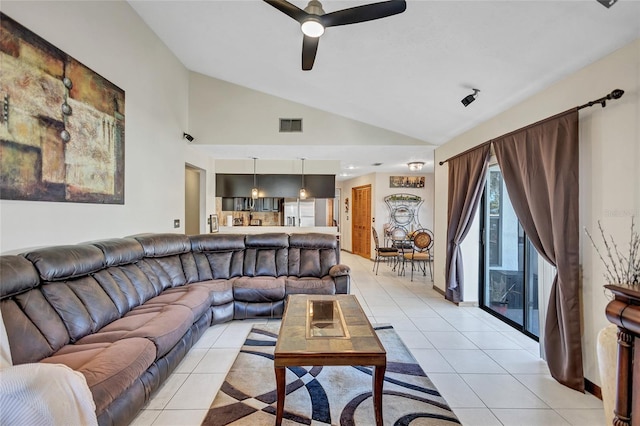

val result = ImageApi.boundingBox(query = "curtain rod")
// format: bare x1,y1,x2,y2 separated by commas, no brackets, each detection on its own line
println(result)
438,89,625,166
577,88,624,110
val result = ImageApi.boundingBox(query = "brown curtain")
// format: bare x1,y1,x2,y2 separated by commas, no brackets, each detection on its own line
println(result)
445,144,491,303
493,109,583,392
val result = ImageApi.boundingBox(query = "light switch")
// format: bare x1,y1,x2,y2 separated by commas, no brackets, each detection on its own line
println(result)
174,219,180,228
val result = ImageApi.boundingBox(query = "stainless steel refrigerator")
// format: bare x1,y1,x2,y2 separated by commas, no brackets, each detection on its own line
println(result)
284,198,315,227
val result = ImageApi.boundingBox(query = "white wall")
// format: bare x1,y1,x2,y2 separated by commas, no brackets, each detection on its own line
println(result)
214,159,340,175
188,72,427,148
0,1,197,253
185,148,216,234
433,38,640,386
338,172,434,259
337,174,373,253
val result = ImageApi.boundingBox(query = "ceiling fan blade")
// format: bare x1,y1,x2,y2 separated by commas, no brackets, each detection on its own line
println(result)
263,0,308,23
322,0,406,28
302,35,319,71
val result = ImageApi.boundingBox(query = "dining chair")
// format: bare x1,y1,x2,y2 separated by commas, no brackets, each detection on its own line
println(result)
402,229,434,281
372,227,399,274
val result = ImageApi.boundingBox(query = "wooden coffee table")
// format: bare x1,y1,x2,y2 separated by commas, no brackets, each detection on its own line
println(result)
274,294,386,426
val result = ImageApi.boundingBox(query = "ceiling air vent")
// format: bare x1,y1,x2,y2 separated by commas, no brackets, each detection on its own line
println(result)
279,118,303,133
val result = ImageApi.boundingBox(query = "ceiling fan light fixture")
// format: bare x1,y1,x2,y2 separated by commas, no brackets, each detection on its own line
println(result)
408,161,425,171
301,18,324,37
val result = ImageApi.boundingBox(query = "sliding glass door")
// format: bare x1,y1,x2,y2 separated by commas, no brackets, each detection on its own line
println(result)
481,164,539,339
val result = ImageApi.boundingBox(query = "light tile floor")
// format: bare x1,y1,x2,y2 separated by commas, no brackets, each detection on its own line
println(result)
131,251,604,426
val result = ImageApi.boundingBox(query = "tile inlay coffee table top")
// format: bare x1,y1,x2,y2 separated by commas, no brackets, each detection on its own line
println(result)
275,294,387,363
274,294,387,426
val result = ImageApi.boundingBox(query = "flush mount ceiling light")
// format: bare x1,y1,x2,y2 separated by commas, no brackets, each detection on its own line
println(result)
408,161,425,171
461,88,480,107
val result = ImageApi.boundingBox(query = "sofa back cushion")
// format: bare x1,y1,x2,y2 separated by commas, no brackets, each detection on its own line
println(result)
190,234,246,279
133,234,191,289
288,233,339,277
91,238,161,314
0,256,70,364
243,233,289,277
25,244,105,281
23,245,123,342
92,238,144,267
42,277,120,341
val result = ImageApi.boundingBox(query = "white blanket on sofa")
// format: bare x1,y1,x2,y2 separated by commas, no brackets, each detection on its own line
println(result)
0,363,98,425
1,309,98,425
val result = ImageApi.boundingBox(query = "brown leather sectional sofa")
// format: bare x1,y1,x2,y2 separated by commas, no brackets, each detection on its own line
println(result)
0,232,350,426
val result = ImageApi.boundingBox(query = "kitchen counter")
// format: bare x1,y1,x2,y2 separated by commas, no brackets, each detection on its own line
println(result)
218,226,339,235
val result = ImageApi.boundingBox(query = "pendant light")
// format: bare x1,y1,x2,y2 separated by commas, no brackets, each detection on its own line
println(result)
251,157,259,199
299,158,307,200
249,157,258,209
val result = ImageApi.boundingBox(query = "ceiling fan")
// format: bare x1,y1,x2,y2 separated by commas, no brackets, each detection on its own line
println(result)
264,0,407,70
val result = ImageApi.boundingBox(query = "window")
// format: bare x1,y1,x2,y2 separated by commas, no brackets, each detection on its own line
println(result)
481,164,539,339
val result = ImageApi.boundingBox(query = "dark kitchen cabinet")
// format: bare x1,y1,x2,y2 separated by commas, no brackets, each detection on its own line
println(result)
258,197,282,212
216,174,335,198
221,197,282,212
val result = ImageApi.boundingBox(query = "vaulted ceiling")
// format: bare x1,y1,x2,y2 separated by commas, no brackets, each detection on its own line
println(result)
129,0,640,178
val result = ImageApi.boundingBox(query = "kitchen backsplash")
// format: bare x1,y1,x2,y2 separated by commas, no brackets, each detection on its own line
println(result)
219,211,282,226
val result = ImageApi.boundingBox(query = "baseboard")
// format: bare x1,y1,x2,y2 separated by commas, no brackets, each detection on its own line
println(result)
585,378,602,400
432,285,445,296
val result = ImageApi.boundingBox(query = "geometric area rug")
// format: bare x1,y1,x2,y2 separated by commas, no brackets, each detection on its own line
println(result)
201,323,460,425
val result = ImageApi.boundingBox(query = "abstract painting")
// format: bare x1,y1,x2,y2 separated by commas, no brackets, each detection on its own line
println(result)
0,13,125,204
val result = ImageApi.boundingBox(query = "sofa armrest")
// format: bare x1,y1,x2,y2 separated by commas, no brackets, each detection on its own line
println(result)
333,275,350,294
329,264,350,278
329,264,351,294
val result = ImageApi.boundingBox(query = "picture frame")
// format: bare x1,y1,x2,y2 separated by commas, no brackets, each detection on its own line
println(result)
210,214,219,233
390,176,425,188
1,13,125,204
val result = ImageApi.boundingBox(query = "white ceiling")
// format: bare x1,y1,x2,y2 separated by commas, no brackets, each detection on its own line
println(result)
128,0,640,179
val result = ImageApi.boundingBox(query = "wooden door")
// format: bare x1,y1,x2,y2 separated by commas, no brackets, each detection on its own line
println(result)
352,185,371,258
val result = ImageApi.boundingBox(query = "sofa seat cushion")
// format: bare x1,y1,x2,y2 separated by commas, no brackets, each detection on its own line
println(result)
190,279,234,306
233,277,285,303
142,286,212,321
76,305,192,358
285,276,336,295
40,338,155,415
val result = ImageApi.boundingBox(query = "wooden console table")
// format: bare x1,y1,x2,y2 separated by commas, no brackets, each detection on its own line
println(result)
605,284,640,426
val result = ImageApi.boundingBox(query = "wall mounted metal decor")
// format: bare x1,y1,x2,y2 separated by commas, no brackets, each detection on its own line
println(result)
0,13,125,204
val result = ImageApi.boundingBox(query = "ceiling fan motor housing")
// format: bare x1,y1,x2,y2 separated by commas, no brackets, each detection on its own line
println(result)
304,0,325,15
